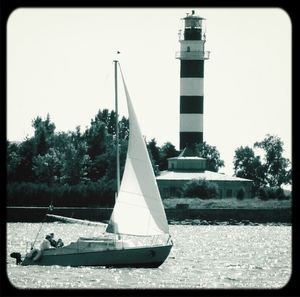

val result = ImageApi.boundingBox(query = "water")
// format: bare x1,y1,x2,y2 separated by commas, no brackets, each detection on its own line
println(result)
6,223,291,289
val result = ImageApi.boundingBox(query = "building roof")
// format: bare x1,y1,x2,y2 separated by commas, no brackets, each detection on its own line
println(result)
156,170,253,182
168,156,206,161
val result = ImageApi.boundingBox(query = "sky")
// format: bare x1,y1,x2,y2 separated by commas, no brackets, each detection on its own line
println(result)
7,7,292,177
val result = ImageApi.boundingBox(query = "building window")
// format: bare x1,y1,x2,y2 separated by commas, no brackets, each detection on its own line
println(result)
226,189,232,198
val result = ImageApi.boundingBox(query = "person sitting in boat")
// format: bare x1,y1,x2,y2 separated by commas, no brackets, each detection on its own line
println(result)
32,234,56,261
56,238,64,248
40,234,53,250
25,234,54,262
48,232,57,247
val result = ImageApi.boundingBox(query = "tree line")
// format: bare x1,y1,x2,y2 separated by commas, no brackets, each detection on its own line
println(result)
7,111,291,207
7,110,179,207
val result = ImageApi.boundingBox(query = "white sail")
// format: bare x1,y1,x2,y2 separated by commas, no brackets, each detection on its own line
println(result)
107,65,169,236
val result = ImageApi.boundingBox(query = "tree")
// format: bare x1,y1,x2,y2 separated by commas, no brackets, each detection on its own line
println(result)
159,142,179,170
85,117,107,160
32,148,64,184
258,186,286,200
254,134,291,187
61,128,91,185
32,114,55,156
108,110,116,135
103,137,128,182
15,138,36,182
196,142,225,172
233,146,265,189
119,116,129,140
182,178,219,199
7,141,22,182
147,149,160,176
147,138,161,167
233,134,291,191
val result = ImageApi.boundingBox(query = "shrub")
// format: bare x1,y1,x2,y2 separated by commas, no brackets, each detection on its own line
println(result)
7,180,115,207
182,178,219,199
258,186,287,200
237,188,246,200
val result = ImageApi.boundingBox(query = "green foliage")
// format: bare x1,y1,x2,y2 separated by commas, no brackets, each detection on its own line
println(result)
147,138,160,167
32,148,64,184
32,114,55,156
254,134,291,187
7,141,22,182
196,142,225,172
258,186,287,200
147,149,160,176
233,146,265,190
13,138,36,182
146,138,162,176
85,117,107,160
182,178,219,199
7,181,115,207
159,142,179,170
6,109,228,207
233,134,291,192
6,110,127,206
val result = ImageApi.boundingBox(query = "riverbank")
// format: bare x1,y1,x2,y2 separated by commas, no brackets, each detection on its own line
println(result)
162,197,292,209
6,205,291,224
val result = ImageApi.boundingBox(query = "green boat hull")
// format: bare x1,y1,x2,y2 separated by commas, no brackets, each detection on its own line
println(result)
21,244,172,268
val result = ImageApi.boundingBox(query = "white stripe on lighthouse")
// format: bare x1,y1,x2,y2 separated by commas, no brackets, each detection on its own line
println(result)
180,114,203,132
180,78,203,96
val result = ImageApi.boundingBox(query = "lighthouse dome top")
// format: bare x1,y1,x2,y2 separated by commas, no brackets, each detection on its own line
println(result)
183,10,206,21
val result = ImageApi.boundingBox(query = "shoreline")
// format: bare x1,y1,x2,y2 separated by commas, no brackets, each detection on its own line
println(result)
6,206,291,224
168,219,291,226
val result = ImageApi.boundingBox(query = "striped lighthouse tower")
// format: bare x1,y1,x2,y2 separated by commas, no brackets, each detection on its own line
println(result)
176,10,210,151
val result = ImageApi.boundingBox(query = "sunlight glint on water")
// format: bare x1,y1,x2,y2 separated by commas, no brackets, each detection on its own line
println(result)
6,223,291,289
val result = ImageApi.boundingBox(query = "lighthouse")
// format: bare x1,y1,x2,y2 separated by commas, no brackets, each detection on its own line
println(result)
156,11,253,200
176,10,210,151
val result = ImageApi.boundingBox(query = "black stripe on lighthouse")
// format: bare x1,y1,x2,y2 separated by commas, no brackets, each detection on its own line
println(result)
180,132,203,150
180,60,204,77
180,96,203,113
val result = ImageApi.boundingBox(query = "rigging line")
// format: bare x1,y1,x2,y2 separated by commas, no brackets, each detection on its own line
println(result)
31,201,54,249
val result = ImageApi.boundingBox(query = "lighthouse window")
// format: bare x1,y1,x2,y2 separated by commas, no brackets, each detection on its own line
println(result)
187,46,190,52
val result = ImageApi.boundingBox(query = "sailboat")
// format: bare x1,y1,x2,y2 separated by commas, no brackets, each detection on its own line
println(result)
13,61,173,268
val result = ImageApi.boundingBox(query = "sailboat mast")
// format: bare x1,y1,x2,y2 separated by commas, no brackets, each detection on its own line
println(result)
114,60,120,195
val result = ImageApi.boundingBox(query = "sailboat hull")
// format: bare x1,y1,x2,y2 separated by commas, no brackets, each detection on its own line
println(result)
21,244,172,268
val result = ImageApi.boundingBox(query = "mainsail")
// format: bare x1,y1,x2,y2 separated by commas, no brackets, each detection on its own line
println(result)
107,65,169,236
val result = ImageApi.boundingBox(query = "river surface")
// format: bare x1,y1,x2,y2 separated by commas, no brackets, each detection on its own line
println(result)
6,223,291,289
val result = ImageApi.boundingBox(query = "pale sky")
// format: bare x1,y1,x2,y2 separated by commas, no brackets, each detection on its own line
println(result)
7,8,292,176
